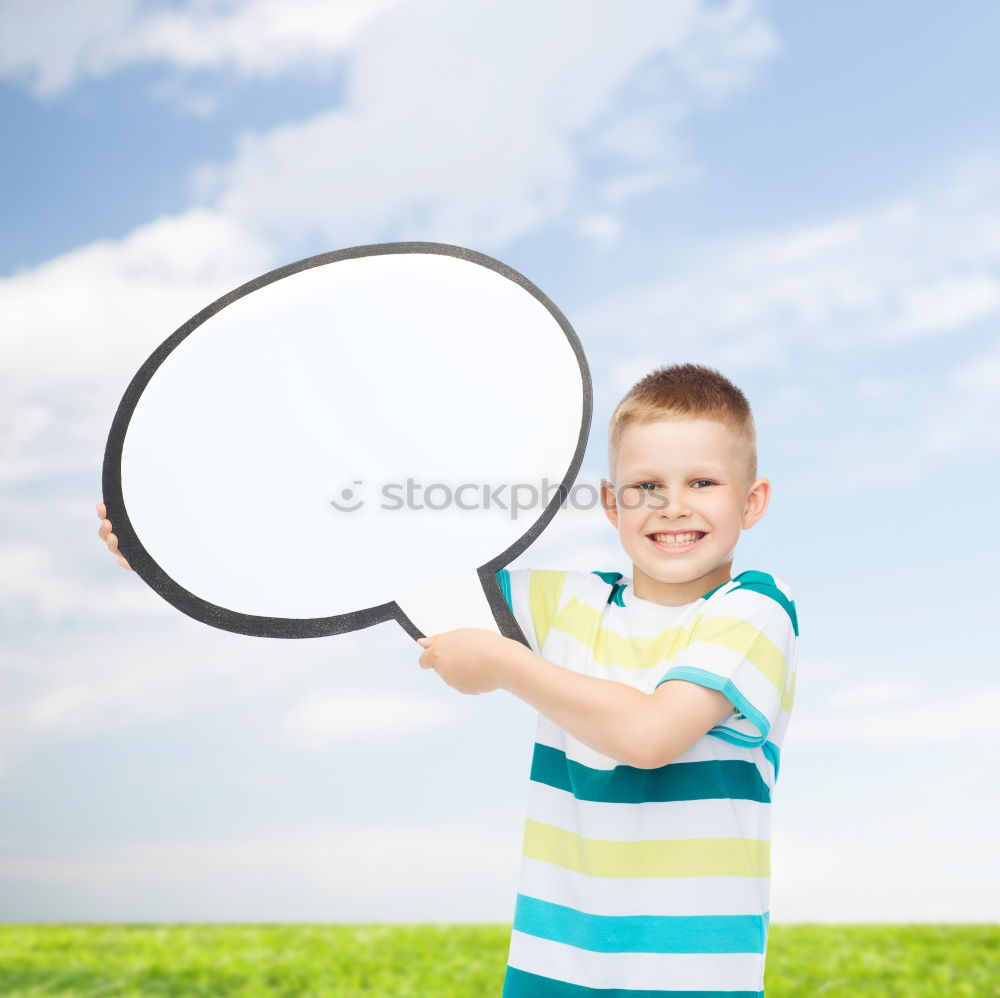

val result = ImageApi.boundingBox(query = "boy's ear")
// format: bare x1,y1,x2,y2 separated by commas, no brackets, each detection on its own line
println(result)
742,476,771,529
600,478,620,529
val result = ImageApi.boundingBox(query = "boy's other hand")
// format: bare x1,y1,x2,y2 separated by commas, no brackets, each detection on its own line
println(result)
417,628,515,695
95,502,132,570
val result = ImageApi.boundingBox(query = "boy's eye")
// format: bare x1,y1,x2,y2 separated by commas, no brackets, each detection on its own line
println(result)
633,480,715,490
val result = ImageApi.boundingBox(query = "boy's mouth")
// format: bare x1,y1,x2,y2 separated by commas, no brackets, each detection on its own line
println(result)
647,530,707,553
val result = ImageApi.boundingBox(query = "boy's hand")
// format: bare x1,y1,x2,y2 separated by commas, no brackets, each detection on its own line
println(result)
417,628,517,695
95,502,132,570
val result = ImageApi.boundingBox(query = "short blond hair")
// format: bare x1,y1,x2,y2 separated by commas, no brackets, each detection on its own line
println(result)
608,363,757,489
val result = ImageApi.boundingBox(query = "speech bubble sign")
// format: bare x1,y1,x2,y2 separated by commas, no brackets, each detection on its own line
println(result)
102,242,591,641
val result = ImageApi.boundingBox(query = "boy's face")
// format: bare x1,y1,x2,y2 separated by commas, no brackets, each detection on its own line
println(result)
600,417,769,606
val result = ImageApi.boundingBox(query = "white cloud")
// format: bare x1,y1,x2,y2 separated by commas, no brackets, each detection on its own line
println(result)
580,163,1000,356
824,680,918,710
771,330,1000,498
0,0,403,97
0,614,434,780
0,540,158,620
579,157,1000,496
789,686,1000,746
0,210,272,484
120,0,404,78
281,690,458,749
921,335,1000,459
2,209,271,377
774,817,999,922
579,213,623,249
886,271,1000,338
0,818,522,919
197,0,777,251
0,0,132,97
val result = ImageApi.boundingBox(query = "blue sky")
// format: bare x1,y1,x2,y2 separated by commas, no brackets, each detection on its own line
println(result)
1,0,998,923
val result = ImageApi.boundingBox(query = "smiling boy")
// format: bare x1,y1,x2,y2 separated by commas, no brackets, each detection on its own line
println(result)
417,362,799,997
96,361,797,997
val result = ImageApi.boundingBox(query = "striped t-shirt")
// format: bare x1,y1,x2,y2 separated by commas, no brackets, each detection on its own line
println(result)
495,567,799,998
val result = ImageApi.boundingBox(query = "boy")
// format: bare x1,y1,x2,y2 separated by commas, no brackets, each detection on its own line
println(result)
97,362,797,997
415,363,798,997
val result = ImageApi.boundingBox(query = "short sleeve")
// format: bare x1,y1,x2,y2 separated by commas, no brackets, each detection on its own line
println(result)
655,575,798,747
495,567,568,657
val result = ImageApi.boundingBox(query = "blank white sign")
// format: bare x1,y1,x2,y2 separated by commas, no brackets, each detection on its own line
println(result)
103,243,591,640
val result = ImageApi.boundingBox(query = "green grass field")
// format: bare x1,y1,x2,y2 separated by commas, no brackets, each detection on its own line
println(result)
0,924,996,997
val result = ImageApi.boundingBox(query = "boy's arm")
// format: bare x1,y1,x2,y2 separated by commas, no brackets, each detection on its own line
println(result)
501,640,733,769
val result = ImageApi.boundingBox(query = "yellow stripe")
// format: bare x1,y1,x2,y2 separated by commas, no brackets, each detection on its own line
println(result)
523,819,770,879
782,670,796,712
528,570,568,650
690,614,786,692
552,597,691,671
551,604,787,684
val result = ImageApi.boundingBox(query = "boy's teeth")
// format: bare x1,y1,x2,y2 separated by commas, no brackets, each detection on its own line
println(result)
652,532,704,545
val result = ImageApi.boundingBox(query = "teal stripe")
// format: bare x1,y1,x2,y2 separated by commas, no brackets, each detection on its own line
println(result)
503,966,762,998
590,571,626,607
731,570,799,636
655,666,771,744
497,568,514,613
761,740,780,781
530,743,770,804
513,894,766,954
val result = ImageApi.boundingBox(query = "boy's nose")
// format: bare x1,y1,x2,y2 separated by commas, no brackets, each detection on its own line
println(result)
655,495,690,515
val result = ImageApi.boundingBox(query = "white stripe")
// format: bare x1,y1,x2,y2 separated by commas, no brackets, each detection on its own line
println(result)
662,731,761,765
604,600,704,634
515,856,771,917
716,585,791,634
507,930,765,991
506,568,541,656
524,780,772,843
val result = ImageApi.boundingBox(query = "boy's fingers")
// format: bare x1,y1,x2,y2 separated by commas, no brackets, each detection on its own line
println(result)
96,505,130,569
